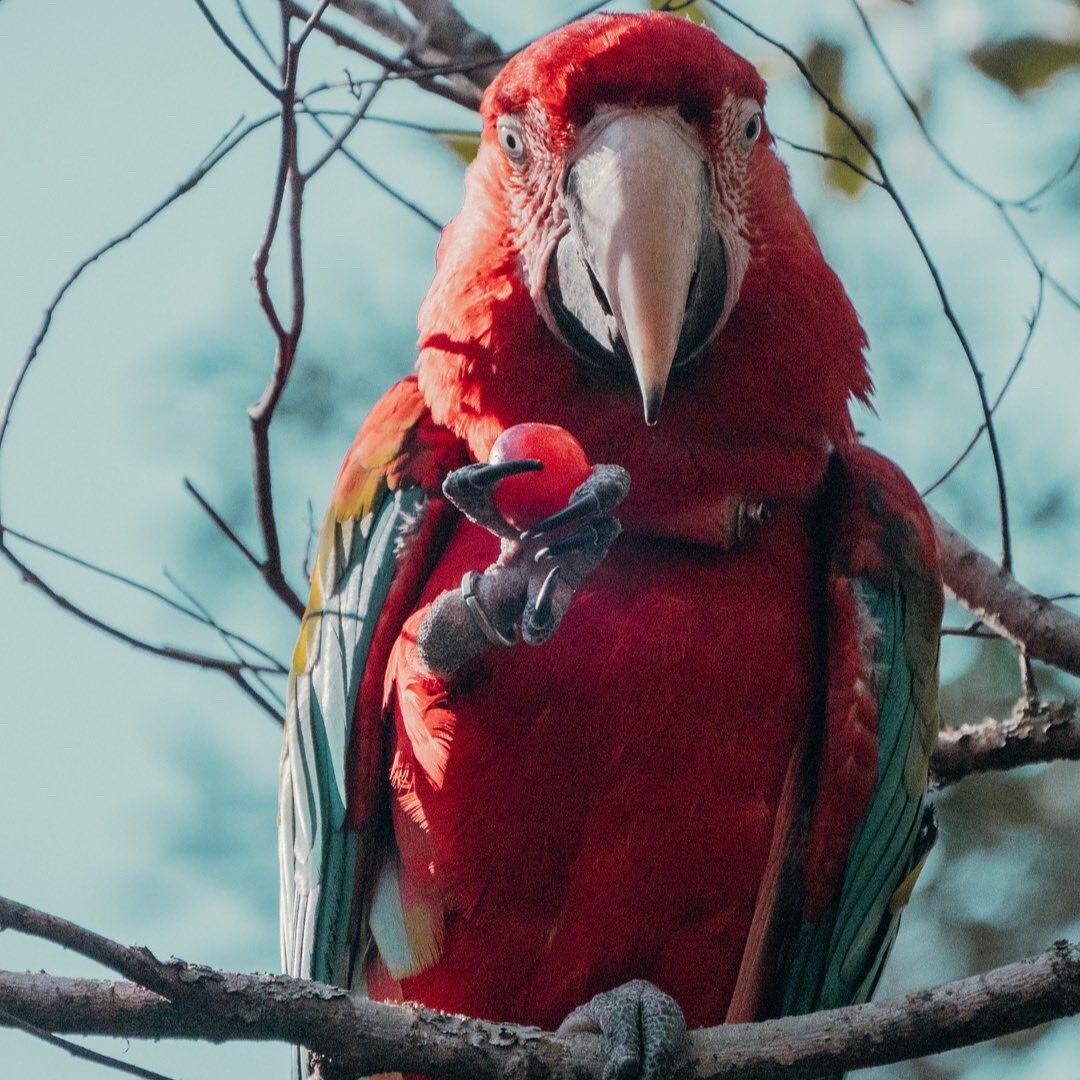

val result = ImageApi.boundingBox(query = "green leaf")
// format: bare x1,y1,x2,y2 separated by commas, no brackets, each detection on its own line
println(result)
804,39,876,198
648,0,711,28
435,130,482,165
822,113,876,197
969,35,1080,98
805,40,845,99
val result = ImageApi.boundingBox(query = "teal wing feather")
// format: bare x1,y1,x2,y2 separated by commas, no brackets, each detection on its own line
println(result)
279,488,428,989
278,378,461,1077
778,446,943,1026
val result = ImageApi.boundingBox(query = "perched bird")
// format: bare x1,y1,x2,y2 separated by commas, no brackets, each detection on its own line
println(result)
279,13,942,1079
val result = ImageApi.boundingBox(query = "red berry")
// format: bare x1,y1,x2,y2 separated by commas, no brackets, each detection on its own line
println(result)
490,423,591,530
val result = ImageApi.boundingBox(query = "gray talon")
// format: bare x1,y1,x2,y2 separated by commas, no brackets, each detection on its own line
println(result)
442,460,543,538
521,491,601,538
558,980,686,1080
465,459,543,488
537,517,620,562
533,565,560,626
524,462,630,541
419,462,629,674
535,529,594,562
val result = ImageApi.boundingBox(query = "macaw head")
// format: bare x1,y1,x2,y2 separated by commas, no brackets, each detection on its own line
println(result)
417,13,871,525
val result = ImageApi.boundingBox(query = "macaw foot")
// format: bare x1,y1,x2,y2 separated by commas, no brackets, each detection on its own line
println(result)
416,460,629,677
558,980,687,1080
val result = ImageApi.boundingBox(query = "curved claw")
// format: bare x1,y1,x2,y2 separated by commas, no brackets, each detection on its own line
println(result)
443,459,544,540
521,491,602,540
535,519,618,562
533,565,561,628
463,459,543,489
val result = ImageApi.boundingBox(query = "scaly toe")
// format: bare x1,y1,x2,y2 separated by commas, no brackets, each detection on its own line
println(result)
442,460,542,538
557,980,686,1080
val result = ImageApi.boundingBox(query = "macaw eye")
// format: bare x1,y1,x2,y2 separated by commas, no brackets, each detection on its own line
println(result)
497,116,528,163
740,111,762,154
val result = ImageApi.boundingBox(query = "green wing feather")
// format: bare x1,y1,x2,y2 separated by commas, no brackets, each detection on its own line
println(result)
779,450,942,1043
781,576,939,1015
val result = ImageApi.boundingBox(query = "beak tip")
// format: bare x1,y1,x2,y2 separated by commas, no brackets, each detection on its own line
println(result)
641,390,665,426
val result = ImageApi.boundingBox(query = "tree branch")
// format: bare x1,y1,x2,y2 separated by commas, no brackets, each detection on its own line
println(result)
190,0,281,97
394,0,504,89
244,5,319,620
932,701,1080,788
848,0,1080,312
0,1003,176,1080
0,939,1078,1079
932,510,1080,679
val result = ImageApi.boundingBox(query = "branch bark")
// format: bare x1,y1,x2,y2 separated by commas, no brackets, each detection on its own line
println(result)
2,894,1079,1079
932,509,1080,679
932,701,1080,787
1,940,1078,1079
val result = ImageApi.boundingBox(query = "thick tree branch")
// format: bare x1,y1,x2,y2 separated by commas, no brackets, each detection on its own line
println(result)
284,0,489,108
932,510,1080,679
932,701,1080,787
2,896,1079,1078
394,0,504,88
1,938,1078,1079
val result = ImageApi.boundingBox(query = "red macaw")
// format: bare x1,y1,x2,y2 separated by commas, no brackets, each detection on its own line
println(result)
279,13,942,1080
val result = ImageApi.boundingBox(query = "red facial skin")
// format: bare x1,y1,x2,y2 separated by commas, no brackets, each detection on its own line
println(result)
489,423,591,530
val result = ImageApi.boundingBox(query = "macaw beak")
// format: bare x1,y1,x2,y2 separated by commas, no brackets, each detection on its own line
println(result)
544,110,727,425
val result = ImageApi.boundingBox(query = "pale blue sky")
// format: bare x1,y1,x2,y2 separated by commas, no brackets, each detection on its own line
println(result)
1,1,1077,1076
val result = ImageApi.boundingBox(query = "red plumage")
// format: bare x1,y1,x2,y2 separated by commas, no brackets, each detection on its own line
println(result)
315,10,938,1043
385,505,817,1029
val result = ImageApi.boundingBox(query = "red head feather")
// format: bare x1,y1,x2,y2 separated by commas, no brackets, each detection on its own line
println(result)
416,13,870,537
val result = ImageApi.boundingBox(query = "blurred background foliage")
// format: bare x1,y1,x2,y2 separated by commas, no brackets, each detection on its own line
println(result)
0,0,1078,1077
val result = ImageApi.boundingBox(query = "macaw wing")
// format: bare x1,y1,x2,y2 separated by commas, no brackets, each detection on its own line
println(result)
777,445,943,1021
279,376,461,1004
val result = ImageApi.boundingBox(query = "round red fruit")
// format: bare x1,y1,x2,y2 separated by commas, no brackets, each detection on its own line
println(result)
489,423,591,530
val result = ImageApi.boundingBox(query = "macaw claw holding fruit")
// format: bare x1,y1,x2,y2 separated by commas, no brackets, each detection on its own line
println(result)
419,423,630,675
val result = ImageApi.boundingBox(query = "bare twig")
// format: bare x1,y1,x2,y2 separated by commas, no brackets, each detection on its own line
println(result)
0,113,274,475
282,0,405,71
222,668,287,726
183,477,265,574
303,47,398,180
163,567,287,725
282,0,481,108
0,531,280,677
923,272,1046,497
301,498,317,580
300,108,442,228
1018,146,1080,209
849,0,1080,312
3,524,286,673
0,896,1078,1080
773,132,885,190
0,1006,176,1080
190,0,281,97
234,0,277,66
244,6,311,620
